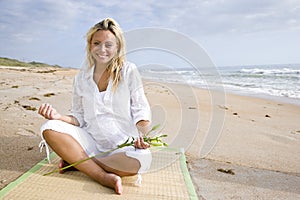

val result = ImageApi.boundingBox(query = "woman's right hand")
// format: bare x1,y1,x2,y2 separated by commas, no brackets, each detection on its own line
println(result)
38,103,62,120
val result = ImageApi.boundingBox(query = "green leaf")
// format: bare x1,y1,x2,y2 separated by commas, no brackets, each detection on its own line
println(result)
43,124,168,176
145,124,161,136
160,134,168,138
150,143,164,146
151,124,161,131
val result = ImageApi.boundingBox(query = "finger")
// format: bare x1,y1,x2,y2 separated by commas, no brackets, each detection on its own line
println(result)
40,103,49,117
139,137,146,148
139,137,150,149
42,104,48,118
135,136,145,149
42,103,50,118
141,141,150,149
134,140,140,149
49,109,54,119
136,137,141,148
38,104,45,115
46,104,52,119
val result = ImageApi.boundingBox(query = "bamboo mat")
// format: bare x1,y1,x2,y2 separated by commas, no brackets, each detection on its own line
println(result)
0,148,197,200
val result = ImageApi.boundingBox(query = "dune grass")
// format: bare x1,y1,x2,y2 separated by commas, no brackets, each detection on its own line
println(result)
0,57,61,68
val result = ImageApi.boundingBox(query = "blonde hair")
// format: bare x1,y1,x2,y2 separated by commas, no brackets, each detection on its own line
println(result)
86,18,126,91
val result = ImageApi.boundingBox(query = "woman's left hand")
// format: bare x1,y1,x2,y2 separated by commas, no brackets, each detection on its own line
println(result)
134,136,150,149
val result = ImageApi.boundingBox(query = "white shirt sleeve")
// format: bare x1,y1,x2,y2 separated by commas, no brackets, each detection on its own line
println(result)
70,73,85,127
127,63,152,125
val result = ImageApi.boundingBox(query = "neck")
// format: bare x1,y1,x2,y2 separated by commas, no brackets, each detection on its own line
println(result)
93,63,109,91
94,63,107,74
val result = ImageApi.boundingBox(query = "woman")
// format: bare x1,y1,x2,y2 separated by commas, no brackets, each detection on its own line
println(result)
38,18,152,195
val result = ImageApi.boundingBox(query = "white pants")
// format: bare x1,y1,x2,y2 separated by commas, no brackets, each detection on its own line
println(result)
39,120,152,174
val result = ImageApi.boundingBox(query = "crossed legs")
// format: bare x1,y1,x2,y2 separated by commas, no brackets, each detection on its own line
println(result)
42,129,141,195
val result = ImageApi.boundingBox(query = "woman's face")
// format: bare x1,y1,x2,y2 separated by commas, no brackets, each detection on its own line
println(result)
90,30,118,65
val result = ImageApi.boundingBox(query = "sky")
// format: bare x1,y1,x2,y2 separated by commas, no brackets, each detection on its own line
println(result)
0,0,300,68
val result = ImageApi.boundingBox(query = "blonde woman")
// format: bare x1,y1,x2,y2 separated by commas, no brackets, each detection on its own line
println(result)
38,18,152,195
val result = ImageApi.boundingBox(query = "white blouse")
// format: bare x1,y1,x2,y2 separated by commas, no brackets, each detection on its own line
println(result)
70,61,151,152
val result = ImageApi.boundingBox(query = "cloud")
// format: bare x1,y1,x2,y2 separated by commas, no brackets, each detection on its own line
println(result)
0,0,90,41
0,0,300,66
2,0,299,40
149,0,300,36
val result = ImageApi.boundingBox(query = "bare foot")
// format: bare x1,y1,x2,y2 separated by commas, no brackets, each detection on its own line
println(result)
100,173,123,195
59,159,122,194
115,176,123,195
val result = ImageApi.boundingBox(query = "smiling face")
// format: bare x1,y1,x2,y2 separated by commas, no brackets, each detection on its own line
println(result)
90,30,118,66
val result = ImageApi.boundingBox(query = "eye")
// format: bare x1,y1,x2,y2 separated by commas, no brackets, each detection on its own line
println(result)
93,41,100,45
105,43,113,48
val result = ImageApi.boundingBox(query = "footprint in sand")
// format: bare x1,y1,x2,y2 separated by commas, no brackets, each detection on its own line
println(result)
37,69,57,73
218,105,229,110
291,130,300,134
217,168,235,175
16,128,36,137
188,107,197,109
29,97,41,101
22,105,37,111
43,93,55,97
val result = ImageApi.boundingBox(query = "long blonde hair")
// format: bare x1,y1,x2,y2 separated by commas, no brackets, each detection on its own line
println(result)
86,18,126,91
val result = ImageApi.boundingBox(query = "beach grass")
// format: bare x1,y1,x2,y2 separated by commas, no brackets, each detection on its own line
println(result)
0,57,61,68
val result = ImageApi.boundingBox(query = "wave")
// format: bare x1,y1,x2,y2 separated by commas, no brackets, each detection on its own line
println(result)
240,68,300,75
140,65,300,101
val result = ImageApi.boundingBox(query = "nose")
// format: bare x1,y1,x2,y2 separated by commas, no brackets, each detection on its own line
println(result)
99,44,106,52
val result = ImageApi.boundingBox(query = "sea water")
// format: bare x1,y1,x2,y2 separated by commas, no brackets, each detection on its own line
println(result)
139,64,300,105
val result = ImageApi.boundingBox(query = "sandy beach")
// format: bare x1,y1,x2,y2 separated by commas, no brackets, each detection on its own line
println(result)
0,66,299,199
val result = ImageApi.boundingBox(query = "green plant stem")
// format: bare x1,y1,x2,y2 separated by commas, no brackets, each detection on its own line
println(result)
43,147,119,176
43,124,167,176
43,142,136,176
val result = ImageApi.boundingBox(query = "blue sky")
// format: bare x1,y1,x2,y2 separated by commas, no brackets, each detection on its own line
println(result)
0,0,300,68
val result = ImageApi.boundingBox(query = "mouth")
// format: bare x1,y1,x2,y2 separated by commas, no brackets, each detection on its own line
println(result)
96,54,108,59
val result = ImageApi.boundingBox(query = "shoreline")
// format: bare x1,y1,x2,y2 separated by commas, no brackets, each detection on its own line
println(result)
0,66,299,198
143,77,300,107
143,78,300,172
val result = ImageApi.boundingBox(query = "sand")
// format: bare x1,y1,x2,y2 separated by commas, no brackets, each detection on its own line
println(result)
0,66,299,199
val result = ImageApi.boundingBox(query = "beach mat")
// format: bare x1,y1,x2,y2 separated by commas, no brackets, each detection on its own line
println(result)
0,148,197,199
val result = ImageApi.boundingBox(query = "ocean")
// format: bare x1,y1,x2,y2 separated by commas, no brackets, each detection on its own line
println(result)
139,64,300,105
